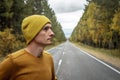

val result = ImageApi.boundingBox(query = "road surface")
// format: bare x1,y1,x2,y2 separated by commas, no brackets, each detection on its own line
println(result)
48,41,120,80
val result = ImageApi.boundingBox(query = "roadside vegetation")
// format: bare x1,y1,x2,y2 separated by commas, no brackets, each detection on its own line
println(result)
74,42,120,58
70,0,120,58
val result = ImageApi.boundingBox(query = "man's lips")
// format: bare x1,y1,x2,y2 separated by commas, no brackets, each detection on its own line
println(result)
47,38,52,40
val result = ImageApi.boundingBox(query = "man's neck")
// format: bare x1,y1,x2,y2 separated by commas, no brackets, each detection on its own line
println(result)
25,43,44,58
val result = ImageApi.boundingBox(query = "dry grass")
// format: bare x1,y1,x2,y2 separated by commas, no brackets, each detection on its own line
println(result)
73,42,120,69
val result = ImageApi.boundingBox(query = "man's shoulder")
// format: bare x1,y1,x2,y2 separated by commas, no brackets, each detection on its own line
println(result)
8,49,26,59
43,51,52,57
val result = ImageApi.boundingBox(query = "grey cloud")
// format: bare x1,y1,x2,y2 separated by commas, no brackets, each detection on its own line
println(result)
54,4,84,13
49,0,87,13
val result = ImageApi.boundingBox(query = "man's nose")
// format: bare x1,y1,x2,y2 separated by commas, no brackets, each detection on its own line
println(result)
50,29,55,37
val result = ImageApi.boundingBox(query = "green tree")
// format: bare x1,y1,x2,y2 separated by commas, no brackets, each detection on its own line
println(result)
0,0,13,30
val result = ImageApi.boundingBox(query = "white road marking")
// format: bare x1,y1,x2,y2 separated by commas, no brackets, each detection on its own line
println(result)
81,50,120,74
72,43,120,75
58,59,62,66
56,59,62,74
56,52,65,74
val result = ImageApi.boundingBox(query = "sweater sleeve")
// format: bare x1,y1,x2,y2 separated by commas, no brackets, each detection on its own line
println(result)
0,57,14,80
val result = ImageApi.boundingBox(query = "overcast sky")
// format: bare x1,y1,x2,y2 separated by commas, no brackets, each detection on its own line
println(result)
48,0,87,38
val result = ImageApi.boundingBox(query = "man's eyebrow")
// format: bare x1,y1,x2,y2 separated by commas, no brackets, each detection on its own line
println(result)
44,25,52,27
44,26,52,28
44,26,50,27
42,26,52,30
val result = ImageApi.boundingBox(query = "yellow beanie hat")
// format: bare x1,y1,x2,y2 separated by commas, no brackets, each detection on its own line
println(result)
22,15,51,44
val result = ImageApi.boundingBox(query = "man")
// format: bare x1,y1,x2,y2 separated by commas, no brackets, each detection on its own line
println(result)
0,15,57,80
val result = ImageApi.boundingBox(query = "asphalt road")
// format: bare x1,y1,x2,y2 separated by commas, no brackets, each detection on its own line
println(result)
48,41,120,80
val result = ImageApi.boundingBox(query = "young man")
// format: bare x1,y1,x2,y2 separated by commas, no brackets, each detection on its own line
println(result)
0,15,57,80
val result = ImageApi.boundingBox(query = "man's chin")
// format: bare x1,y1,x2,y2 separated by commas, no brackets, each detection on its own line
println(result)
48,42,53,45
46,42,53,45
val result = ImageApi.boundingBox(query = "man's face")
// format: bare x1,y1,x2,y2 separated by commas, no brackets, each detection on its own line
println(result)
33,23,55,46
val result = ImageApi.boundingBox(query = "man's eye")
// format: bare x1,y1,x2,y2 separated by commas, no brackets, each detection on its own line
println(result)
43,27,49,31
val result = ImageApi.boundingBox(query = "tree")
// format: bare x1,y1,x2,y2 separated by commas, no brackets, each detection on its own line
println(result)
71,0,120,49
0,0,13,30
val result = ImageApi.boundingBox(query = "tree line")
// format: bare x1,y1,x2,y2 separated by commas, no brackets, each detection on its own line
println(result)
0,0,66,56
70,0,120,49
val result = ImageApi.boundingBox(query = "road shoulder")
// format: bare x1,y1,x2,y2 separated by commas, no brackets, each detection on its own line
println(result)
73,43,120,69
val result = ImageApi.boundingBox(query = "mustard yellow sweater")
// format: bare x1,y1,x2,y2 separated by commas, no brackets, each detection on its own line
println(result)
0,49,57,80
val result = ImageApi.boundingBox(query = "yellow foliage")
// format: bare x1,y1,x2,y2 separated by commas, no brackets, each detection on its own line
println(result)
0,28,25,56
111,8,120,34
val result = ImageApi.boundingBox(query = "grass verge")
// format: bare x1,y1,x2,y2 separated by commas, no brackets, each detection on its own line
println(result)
72,42,120,69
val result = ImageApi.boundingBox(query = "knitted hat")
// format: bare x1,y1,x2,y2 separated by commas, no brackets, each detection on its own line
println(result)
22,15,51,44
